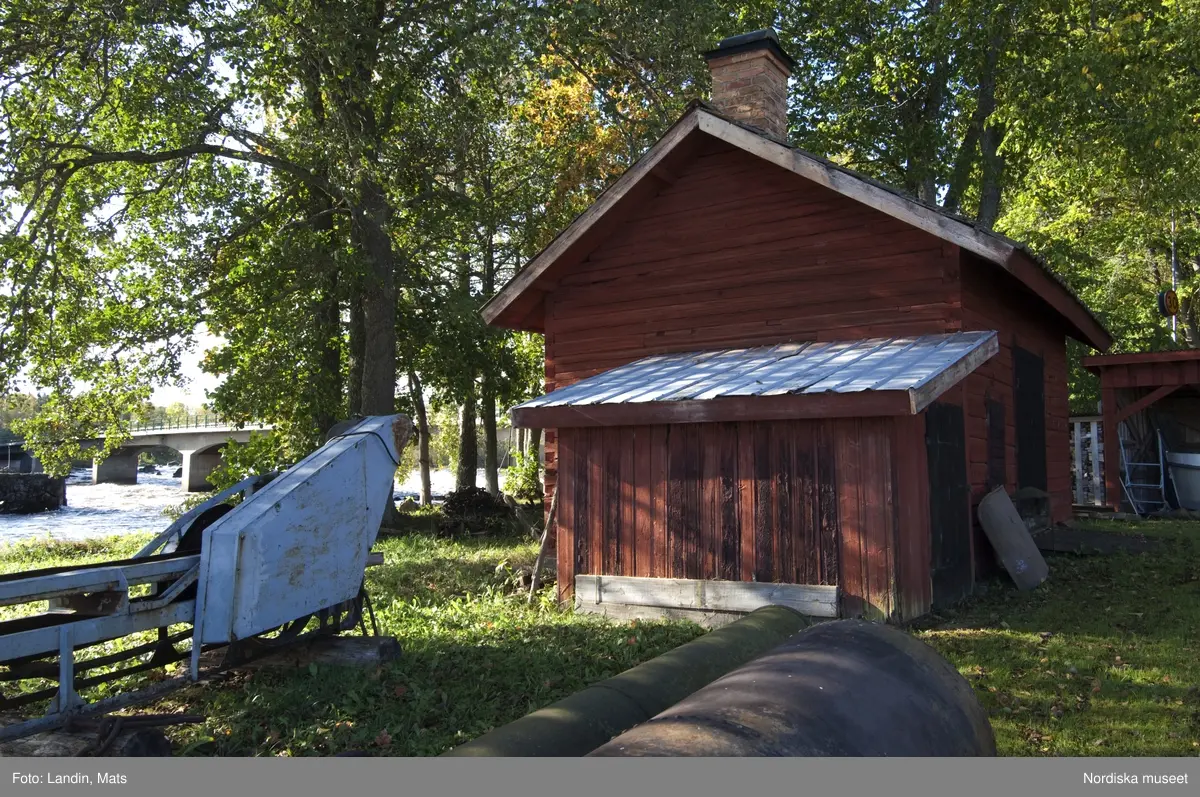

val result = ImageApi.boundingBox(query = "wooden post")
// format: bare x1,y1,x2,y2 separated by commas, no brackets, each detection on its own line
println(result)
1102,388,1121,511
1090,420,1102,506
528,486,559,603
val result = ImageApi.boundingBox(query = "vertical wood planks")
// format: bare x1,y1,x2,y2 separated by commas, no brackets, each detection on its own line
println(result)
552,416,918,621
683,424,701,579
753,422,774,582
589,427,604,581
634,426,652,578
774,424,793,583
816,420,840,586
702,425,720,579
557,428,576,604
738,422,756,582
794,421,817,585
651,425,668,577
604,427,621,574
893,414,932,620
835,419,866,618
619,428,635,576
667,423,686,578
719,423,740,580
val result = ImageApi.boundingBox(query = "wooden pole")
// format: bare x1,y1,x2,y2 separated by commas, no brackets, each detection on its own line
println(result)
528,485,559,603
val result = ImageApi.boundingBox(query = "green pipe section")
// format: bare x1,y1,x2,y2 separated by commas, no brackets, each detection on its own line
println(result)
441,605,810,757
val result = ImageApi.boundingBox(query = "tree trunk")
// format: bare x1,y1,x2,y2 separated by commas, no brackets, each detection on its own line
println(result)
355,178,397,416
480,181,500,495
943,122,979,214
348,291,365,417
527,428,541,458
312,197,341,435
408,368,432,505
457,384,478,490
482,380,499,494
974,18,1008,230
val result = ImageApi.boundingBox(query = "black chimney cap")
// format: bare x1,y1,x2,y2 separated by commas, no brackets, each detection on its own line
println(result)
702,29,795,69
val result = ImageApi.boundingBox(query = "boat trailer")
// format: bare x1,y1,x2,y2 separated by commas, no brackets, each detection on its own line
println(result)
0,414,410,743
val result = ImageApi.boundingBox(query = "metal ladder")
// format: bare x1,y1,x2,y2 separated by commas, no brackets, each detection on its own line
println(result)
1118,421,1167,515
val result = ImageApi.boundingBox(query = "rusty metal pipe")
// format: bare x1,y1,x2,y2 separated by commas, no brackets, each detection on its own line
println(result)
442,606,810,757
588,619,996,757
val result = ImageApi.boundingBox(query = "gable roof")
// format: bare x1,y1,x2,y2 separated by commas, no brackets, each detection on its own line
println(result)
482,102,1112,352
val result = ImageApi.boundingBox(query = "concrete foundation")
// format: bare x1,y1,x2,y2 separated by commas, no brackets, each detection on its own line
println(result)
181,448,223,492
92,449,142,485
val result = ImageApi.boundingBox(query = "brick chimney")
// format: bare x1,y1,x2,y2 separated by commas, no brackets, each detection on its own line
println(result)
703,29,794,143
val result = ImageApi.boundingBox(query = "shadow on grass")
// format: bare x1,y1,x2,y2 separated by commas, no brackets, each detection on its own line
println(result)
150,529,702,757
916,522,1200,756
159,616,703,757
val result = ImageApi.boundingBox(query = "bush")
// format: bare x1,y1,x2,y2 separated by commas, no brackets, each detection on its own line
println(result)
502,449,543,504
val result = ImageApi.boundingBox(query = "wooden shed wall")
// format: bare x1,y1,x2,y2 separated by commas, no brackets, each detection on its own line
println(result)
541,138,962,520
555,417,930,621
959,253,1072,566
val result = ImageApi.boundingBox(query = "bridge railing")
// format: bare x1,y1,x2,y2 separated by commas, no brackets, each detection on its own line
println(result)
128,412,233,432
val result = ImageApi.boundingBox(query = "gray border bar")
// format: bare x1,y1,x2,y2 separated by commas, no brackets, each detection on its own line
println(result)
4,757,1195,797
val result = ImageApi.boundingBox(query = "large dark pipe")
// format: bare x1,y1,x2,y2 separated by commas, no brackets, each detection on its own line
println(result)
589,619,996,757
442,606,810,756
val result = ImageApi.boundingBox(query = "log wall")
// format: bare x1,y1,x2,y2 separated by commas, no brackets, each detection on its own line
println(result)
542,139,961,516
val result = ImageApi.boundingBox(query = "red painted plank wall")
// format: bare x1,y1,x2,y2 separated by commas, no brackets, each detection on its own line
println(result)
959,253,1073,563
541,138,961,527
556,418,908,620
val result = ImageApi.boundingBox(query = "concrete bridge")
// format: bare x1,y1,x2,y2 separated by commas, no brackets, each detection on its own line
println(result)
1,418,273,492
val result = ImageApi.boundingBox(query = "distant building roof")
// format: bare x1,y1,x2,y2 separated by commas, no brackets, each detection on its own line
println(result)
512,331,999,428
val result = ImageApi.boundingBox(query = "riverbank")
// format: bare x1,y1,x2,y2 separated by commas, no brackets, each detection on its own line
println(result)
0,468,504,544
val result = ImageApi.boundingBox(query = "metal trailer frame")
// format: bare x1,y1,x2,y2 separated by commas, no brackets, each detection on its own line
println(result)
0,415,408,744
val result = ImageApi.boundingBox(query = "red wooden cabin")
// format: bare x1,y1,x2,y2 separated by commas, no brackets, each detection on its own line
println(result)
483,31,1112,623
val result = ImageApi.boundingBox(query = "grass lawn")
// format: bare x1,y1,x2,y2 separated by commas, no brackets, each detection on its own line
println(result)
917,519,1200,757
1,518,1197,757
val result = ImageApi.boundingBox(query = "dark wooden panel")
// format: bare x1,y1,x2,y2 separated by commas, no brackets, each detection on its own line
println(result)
794,421,817,585
816,421,840,586
634,426,651,578
667,424,686,578
557,429,576,604
754,422,774,582
774,426,793,583
926,401,973,608
836,419,865,618
573,428,591,580
719,423,740,580
1014,345,1048,491
683,424,701,579
604,427,621,574
589,427,604,579
861,418,894,620
985,398,1006,490
738,422,755,582
702,426,720,579
893,415,931,621
651,425,668,578
619,428,635,576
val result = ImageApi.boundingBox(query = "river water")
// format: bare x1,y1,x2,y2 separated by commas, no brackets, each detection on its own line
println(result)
0,467,486,546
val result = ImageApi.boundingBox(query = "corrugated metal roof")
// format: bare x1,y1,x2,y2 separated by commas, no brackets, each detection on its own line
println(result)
517,331,998,411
